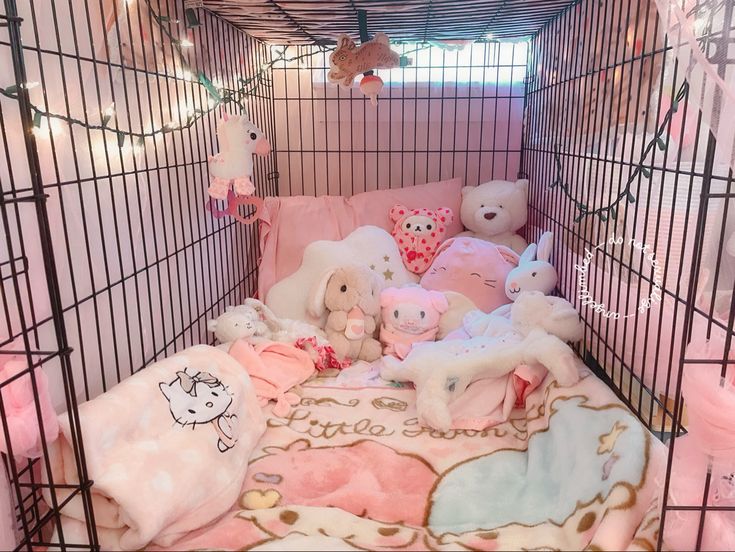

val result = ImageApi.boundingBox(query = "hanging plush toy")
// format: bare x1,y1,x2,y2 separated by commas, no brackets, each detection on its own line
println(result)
328,33,409,105
208,112,270,200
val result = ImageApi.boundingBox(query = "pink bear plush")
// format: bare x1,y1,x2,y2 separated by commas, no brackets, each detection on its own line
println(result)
380,285,449,359
390,204,453,274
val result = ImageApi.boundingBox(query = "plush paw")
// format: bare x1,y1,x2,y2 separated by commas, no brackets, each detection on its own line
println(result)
549,353,581,387
418,402,453,432
359,338,382,362
240,489,282,510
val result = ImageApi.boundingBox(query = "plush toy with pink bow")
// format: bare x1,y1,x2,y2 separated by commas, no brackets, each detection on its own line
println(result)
380,285,448,359
208,112,270,201
390,204,453,274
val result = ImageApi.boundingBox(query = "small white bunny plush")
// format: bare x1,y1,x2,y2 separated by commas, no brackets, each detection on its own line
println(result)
505,231,557,301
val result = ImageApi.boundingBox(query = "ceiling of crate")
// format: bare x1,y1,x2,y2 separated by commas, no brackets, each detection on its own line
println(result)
192,0,577,44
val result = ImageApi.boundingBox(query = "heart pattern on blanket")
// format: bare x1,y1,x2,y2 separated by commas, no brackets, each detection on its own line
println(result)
241,488,282,510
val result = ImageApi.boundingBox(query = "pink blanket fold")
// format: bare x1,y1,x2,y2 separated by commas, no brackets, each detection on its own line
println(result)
44,345,265,551
228,339,315,417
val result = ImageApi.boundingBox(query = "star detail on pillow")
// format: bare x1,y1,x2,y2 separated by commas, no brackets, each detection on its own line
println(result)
370,264,376,270
383,269,394,281
383,255,390,262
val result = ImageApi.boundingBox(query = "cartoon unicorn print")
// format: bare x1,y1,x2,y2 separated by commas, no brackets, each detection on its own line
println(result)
207,112,270,200
159,368,238,453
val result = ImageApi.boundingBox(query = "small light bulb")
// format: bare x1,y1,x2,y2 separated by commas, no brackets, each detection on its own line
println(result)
486,32,494,40
104,102,115,118
23,81,39,89
33,117,64,138
179,38,194,48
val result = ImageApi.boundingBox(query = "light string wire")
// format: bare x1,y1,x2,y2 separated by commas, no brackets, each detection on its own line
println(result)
551,79,689,222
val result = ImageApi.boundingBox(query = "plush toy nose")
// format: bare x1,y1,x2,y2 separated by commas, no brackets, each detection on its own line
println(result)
254,138,271,156
509,281,517,289
484,212,496,220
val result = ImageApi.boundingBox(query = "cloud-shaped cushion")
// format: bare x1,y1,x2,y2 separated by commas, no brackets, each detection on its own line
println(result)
266,226,418,325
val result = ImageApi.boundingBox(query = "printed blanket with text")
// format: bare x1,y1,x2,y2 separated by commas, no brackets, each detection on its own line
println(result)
166,369,664,551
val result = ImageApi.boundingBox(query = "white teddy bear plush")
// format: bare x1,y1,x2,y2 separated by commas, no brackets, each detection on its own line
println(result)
458,179,529,253
380,291,584,431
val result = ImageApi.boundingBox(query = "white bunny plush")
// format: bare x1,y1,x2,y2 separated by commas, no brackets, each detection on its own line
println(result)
505,231,558,301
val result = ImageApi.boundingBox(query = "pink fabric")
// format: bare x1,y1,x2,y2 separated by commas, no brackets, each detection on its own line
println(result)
0,466,15,550
421,237,519,312
257,177,464,299
0,357,58,459
228,340,315,417
447,364,547,431
380,326,438,359
294,336,351,372
389,204,453,274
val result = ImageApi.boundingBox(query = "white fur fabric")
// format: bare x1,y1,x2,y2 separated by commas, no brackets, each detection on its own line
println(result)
266,226,418,325
380,292,585,431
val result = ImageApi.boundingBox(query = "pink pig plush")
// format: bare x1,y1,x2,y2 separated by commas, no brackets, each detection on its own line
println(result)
421,237,519,313
390,204,453,274
380,285,449,359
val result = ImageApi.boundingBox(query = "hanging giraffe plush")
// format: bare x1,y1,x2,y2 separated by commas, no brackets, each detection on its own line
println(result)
208,112,270,200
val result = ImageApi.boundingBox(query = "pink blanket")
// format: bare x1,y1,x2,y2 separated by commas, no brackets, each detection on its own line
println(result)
159,369,664,551
45,346,265,551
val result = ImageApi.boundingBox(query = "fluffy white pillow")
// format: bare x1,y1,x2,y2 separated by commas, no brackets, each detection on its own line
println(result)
266,226,418,325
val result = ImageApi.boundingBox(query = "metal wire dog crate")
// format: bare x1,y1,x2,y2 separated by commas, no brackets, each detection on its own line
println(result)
0,0,733,549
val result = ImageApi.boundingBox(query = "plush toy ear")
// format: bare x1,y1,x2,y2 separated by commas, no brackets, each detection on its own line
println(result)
428,290,449,314
307,268,337,318
159,382,171,400
380,287,398,308
519,243,537,265
336,34,354,50
207,319,218,332
390,204,408,223
537,231,553,262
516,178,529,193
434,207,454,225
461,186,474,197
496,245,520,267
431,237,456,260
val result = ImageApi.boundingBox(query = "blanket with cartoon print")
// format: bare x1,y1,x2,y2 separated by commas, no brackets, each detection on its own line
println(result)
159,367,665,551
44,345,266,551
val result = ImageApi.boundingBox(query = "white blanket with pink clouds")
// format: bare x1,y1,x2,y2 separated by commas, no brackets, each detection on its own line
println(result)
44,345,265,551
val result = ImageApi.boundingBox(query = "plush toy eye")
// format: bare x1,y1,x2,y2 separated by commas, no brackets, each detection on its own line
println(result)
499,204,503,208
480,204,484,208
420,311,425,318
532,272,537,277
406,223,411,229
427,224,432,230
394,310,399,318
340,285,347,292
249,132,257,140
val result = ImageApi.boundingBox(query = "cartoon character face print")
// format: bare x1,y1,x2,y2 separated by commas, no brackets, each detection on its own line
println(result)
159,368,238,452
401,214,437,237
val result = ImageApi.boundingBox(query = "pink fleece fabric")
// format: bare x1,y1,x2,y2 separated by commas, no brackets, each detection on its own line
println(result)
257,177,464,299
0,357,58,459
228,340,315,417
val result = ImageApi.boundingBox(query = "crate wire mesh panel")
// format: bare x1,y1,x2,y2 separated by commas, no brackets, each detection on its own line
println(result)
0,0,733,550
0,0,276,547
270,41,528,197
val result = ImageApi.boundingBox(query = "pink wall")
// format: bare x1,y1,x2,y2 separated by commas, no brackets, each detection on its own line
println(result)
270,43,527,197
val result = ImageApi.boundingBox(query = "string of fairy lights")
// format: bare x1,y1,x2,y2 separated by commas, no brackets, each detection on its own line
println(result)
0,0,335,150
0,0,443,153
551,80,690,222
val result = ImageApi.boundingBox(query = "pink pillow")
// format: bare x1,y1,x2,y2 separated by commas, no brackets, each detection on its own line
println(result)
420,237,518,313
258,178,464,299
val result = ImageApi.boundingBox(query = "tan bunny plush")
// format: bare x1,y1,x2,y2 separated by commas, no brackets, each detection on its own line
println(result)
308,264,383,362
328,33,403,88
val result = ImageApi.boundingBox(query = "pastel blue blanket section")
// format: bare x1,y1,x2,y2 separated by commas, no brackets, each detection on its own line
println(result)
428,396,647,533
